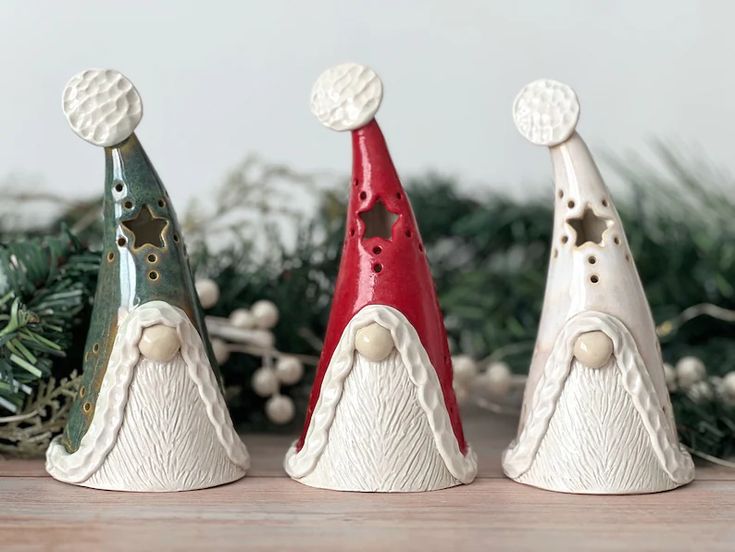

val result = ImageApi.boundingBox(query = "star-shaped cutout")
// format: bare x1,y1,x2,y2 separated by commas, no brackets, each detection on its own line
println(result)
121,204,168,249
360,200,398,240
566,206,612,247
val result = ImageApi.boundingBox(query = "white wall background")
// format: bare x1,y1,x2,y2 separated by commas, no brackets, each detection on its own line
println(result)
0,1,732,210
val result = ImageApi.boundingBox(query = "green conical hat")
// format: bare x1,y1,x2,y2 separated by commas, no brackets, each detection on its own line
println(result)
60,69,218,453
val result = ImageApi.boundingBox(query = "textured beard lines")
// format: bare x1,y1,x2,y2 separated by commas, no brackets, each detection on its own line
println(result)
302,350,458,492
520,359,674,493
85,355,242,491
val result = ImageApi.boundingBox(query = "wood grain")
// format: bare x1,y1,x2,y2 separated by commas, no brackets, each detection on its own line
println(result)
0,409,733,551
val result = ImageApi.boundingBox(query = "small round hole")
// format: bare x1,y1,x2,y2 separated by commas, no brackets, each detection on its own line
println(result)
405,229,412,238
396,192,402,200
353,178,359,187
117,237,127,247
602,199,609,207
114,182,124,193
588,256,596,264
173,234,180,243
158,199,166,208
349,228,356,237
373,263,382,273
79,386,85,398
567,200,575,209
124,200,133,209
83,402,92,413
92,343,99,353
107,251,115,262
558,189,564,199
359,191,367,200
418,243,424,252
148,270,159,281
147,254,157,263
613,236,620,245
590,274,599,284
561,235,569,244
372,246,382,255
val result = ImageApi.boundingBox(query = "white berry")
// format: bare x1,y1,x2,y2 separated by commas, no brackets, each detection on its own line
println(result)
211,338,230,365
251,367,279,397
687,380,713,403
482,362,513,397
453,381,470,404
721,372,735,401
195,278,220,309
251,300,279,329
452,355,478,386
676,356,706,389
266,395,295,424
663,363,677,391
275,356,304,385
230,308,256,329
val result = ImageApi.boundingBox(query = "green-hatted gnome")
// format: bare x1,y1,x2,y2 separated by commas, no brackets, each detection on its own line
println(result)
45,69,249,492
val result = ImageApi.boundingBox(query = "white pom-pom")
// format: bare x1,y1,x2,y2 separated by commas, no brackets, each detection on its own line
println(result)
310,63,383,131
481,362,513,397
513,79,580,147
251,300,279,329
676,356,706,389
266,395,295,425
452,355,478,386
251,367,279,397
275,356,304,385
62,69,143,147
211,338,230,365
195,278,220,309
663,363,677,391
230,308,256,329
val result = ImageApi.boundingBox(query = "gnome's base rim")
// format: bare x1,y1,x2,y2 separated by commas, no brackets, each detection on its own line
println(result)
288,477,465,494
67,470,248,493
503,471,694,496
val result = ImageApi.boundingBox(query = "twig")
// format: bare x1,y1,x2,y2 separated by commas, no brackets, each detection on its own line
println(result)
657,303,735,337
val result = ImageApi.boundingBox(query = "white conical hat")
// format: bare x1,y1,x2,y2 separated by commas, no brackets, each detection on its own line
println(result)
503,79,693,493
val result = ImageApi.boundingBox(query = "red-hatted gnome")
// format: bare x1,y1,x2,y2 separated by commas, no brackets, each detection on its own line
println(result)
284,63,477,492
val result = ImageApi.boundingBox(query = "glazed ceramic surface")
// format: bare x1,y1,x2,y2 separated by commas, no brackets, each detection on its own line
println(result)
286,63,477,492
46,69,248,492
502,79,694,494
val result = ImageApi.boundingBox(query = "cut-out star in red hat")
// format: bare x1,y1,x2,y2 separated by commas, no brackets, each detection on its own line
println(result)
284,63,477,492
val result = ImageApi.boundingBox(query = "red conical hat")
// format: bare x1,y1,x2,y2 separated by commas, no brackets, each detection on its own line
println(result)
296,64,466,453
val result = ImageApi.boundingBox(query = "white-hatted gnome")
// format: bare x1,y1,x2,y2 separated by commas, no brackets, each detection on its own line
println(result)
502,79,694,494
284,63,477,492
45,69,249,492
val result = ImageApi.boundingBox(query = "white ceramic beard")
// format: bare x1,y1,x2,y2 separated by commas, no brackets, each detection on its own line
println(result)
505,312,692,494
45,301,249,492
284,305,477,492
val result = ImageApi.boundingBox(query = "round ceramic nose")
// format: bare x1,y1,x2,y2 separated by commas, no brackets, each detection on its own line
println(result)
138,324,180,363
354,323,394,362
573,331,613,369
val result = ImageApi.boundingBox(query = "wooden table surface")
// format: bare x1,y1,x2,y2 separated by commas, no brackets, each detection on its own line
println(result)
1,408,733,551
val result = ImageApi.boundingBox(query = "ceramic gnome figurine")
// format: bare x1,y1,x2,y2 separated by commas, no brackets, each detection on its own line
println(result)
502,79,695,494
284,63,478,492
45,69,249,491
